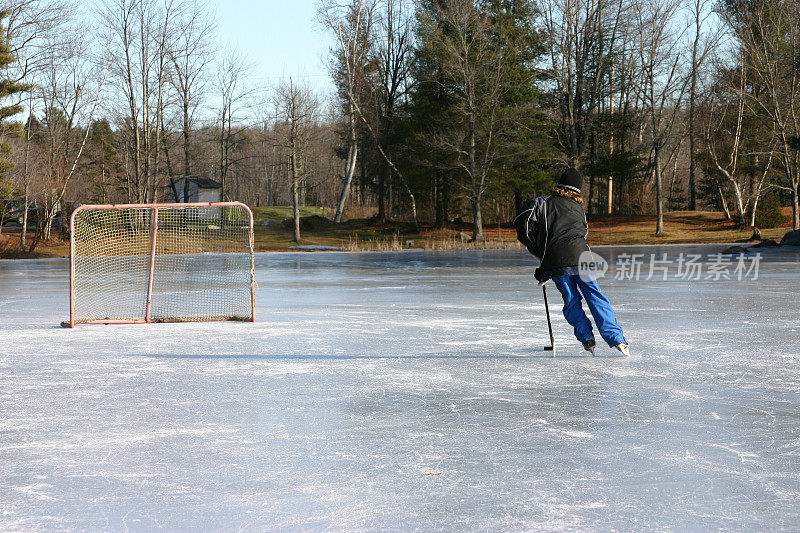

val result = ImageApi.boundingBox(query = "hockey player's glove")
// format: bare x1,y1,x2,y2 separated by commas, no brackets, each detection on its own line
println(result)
534,267,547,283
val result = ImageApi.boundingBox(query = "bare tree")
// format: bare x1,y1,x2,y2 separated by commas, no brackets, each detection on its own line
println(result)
214,49,252,201
254,100,278,207
541,0,627,167
686,0,720,211
727,0,800,230
2,0,71,247
150,0,178,202
702,55,776,228
274,78,319,242
333,0,419,227
631,0,689,235
34,32,109,245
102,0,176,204
370,0,414,221
319,0,376,223
1,0,70,67
168,0,215,179
20,92,34,247
103,0,146,202
703,59,749,226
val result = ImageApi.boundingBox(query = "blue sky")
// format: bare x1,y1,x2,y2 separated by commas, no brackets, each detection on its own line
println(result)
215,0,335,95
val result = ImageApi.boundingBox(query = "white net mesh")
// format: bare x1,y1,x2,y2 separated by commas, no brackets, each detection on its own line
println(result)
70,204,255,325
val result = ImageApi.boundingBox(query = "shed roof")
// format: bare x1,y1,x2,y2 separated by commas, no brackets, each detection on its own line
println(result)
175,176,222,189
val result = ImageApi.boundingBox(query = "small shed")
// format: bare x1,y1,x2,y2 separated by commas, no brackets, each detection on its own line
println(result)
170,177,222,203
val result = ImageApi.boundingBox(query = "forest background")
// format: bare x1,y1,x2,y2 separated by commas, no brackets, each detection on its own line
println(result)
1,0,799,255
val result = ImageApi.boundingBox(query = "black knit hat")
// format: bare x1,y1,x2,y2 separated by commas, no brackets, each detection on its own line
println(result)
557,168,583,194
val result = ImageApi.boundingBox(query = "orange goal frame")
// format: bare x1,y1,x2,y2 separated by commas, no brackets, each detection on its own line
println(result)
64,201,256,328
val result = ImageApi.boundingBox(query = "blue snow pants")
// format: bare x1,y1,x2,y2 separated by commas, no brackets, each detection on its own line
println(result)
551,274,626,347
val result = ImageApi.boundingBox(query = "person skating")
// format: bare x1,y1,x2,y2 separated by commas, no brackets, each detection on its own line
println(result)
514,168,629,356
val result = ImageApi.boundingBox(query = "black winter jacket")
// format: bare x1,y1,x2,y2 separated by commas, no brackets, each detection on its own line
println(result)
514,194,590,274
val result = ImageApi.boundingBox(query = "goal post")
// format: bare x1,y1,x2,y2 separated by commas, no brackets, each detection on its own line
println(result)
63,202,256,328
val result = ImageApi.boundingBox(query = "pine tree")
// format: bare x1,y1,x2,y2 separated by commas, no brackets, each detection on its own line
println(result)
403,0,459,227
82,119,122,203
407,0,556,229
0,10,31,177
487,0,558,213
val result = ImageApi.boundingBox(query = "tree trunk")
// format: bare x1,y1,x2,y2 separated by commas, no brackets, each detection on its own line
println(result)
436,175,450,228
780,143,799,230
688,8,699,211
219,112,227,200
588,128,595,215
654,145,664,235
162,127,173,183
20,101,32,248
731,181,746,226
334,112,358,223
334,141,358,223
433,176,442,228
468,112,483,242
470,198,483,239
718,186,731,219
122,17,143,205
290,153,300,243
688,130,696,210
182,179,190,203
472,200,483,243
378,159,388,221
42,206,53,241
608,68,615,215
21,196,29,248
183,96,191,176
750,194,759,228
398,178,418,231
356,146,365,206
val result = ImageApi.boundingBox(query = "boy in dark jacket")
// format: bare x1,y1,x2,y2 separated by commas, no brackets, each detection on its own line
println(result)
514,168,629,356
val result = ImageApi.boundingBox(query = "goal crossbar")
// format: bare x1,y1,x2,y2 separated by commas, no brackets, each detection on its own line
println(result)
63,201,256,328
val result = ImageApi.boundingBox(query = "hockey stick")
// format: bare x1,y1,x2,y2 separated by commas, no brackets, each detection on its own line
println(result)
540,280,556,357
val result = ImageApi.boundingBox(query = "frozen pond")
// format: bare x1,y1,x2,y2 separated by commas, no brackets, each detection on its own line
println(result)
1,244,800,530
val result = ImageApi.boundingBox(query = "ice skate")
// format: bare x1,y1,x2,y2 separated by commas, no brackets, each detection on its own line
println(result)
582,337,596,356
615,342,630,356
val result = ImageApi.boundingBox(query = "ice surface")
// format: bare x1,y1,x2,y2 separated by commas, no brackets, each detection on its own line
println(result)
1,244,800,531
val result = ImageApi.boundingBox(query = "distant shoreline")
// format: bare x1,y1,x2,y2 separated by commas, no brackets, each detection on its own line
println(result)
1,209,796,259
4,241,800,262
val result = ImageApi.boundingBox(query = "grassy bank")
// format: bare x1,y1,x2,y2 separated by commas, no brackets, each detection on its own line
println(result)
1,209,794,259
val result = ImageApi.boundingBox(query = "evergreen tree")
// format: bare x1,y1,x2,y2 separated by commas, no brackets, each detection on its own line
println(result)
0,10,31,177
82,120,122,203
406,0,556,233
487,0,558,214
402,0,459,227
751,191,789,229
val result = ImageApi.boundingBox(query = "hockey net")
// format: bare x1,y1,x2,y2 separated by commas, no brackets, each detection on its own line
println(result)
64,202,256,327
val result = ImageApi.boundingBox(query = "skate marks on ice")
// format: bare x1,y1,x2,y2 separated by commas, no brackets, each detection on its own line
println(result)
1,246,800,530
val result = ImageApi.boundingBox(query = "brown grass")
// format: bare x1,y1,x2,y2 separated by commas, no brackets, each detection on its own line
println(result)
1,230,70,258
585,211,790,246
2,209,795,259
